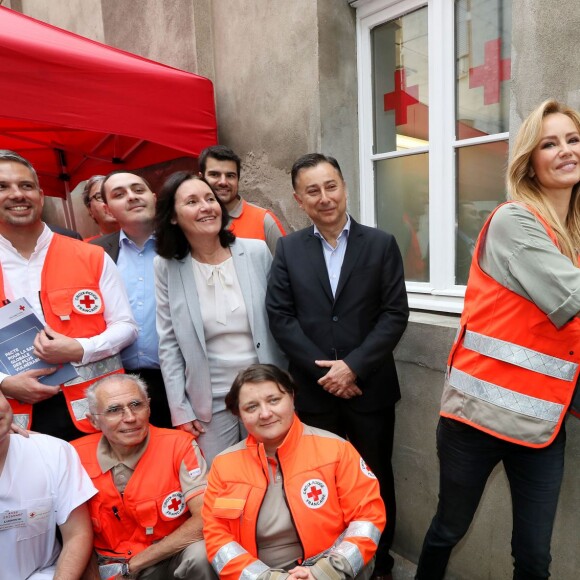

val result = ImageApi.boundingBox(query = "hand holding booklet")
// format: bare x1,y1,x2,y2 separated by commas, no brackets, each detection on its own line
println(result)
0,298,78,386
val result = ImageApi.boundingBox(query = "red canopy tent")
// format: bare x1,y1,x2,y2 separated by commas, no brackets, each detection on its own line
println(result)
0,6,218,204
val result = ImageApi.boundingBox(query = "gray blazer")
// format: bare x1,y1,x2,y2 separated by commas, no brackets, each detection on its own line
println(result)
154,238,286,425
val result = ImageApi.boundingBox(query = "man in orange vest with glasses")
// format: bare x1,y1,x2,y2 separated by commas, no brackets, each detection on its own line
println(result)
73,374,215,579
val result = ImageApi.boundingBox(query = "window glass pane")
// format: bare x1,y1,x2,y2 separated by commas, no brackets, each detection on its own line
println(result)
455,0,512,138
376,153,429,282
372,7,429,154
455,140,509,285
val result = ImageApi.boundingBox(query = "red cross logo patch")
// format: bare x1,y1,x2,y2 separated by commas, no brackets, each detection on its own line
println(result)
72,289,102,315
161,491,186,519
300,478,329,509
360,457,377,479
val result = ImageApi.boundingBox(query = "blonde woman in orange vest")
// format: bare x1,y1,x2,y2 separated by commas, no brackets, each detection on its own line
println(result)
416,100,580,580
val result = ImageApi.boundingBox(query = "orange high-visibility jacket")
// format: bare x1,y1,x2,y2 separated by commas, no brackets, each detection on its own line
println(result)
442,202,580,447
202,415,385,580
72,426,206,560
230,199,286,241
0,234,121,432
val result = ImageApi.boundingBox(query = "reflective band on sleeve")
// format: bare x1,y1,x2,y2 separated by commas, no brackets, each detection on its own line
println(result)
212,541,248,574
448,367,564,423
463,330,577,381
64,354,124,385
12,414,29,429
332,541,364,575
345,521,381,546
302,530,346,566
240,560,270,580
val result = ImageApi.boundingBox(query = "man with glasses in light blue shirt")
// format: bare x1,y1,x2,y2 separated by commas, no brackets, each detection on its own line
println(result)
91,171,172,428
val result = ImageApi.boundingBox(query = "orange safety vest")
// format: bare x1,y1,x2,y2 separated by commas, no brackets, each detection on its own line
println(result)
442,202,580,447
0,234,123,433
202,415,385,580
72,426,205,560
230,199,286,241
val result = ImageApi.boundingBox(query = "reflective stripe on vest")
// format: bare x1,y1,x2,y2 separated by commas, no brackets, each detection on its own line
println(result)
8,354,125,432
66,353,124,385
448,367,564,423
333,541,364,576
212,541,248,574
301,520,378,572
241,560,270,580
463,330,578,381
12,414,29,430
344,520,382,547
64,354,124,423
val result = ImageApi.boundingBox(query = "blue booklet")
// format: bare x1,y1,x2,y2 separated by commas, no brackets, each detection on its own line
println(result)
0,298,78,386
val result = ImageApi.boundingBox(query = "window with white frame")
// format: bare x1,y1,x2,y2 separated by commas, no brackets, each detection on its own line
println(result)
354,0,512,312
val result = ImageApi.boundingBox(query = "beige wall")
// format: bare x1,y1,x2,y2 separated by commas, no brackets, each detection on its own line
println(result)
510,0,580,136
6,2,578,576
12,0,359,234
209,0,358,231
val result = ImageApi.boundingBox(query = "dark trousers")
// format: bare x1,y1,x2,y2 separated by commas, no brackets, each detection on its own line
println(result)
127,367,172,429
416,418,566,580
298,405,397,575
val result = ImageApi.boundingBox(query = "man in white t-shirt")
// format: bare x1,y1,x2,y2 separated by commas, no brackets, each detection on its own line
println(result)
0,389,97,579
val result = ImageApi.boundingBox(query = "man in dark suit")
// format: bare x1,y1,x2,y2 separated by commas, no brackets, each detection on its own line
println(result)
90,171,172,428
266,153,409,580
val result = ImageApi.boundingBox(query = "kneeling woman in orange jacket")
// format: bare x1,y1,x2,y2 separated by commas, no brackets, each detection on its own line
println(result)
202,364,386,580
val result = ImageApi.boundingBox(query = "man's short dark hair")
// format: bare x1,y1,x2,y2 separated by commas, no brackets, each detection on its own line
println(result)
291,153,344,190
82,175,105,207
154,171,235,260
199,145,241,178
225,364,298,417
0,150,40,188
100,170,153,203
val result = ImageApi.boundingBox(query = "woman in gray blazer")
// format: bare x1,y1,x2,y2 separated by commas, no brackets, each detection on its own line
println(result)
154,172,286,465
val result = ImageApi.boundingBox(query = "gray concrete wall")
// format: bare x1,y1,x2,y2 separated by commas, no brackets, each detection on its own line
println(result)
210,0,359,232
510,0,580,137
394,314,579,579
11,0,359,234
7,2,578,575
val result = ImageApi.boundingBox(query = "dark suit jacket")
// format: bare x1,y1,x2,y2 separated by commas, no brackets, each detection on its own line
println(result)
266,218,409,413
90,231,120,262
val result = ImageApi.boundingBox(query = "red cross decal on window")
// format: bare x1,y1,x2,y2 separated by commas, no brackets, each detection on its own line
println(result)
384,68,419,126
469,38,511,105
168,497,182,512
79,295,95,309
307,485,323,502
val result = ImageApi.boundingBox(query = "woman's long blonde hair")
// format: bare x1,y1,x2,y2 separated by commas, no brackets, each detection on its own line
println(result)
507,99,580,262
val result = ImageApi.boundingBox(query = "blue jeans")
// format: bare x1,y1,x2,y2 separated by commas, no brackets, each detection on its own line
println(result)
416,418,566,580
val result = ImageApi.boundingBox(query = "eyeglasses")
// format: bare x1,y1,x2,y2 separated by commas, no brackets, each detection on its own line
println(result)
93,399,149,420
88,192,104,204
